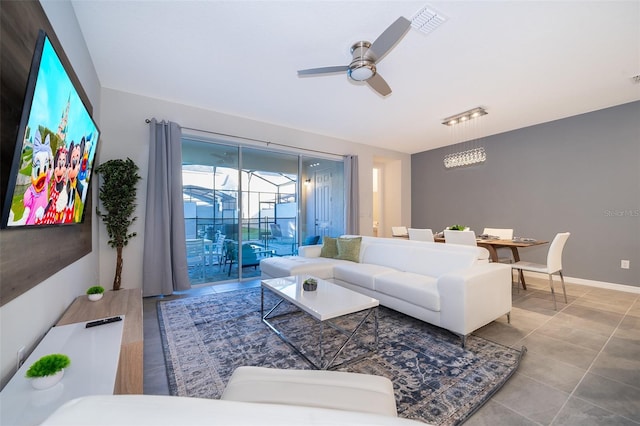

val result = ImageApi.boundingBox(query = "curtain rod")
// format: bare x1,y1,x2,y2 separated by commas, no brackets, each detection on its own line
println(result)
145,118,343,158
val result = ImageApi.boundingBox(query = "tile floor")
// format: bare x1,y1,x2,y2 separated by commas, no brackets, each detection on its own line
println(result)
143,277,640,425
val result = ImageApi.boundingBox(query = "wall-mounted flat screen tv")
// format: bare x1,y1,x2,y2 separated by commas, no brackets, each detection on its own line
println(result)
1,30,100,229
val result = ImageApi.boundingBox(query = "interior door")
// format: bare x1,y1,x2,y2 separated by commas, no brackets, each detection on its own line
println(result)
314,169,332,238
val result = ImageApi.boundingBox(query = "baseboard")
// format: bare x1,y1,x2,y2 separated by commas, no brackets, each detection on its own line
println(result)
522,271,640,294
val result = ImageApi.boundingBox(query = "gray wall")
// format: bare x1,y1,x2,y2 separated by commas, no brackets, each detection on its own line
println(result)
411,101,639,287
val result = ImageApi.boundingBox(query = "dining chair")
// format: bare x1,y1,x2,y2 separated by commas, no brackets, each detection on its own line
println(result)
391,226,409,237
511,232,570,310
444,230,477,246
482,227,514,263
185,239,205,280
482,228,514,240
408,228,434,242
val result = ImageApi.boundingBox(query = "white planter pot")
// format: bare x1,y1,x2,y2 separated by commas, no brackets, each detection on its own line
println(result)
30,369,64,390
88,293,103,301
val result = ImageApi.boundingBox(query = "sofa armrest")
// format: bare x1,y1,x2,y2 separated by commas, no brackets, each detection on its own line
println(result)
298,245,322,258
437,263,511,336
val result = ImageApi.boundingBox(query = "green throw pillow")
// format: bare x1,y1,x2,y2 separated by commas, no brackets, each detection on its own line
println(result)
320,237,338,258
335,237,362,262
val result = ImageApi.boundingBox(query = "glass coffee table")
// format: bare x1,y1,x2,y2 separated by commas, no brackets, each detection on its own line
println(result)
261,275,379,370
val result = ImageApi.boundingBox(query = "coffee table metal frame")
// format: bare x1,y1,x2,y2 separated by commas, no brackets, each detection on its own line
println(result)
261,275,379,370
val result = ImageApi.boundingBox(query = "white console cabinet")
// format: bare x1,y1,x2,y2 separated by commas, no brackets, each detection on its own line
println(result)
0,288,142,426
0,319,123,426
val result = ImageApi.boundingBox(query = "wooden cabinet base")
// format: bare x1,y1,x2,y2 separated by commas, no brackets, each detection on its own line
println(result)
57,288,143,394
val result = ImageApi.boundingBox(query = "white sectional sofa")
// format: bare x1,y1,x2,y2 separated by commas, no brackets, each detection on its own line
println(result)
260,236,512,345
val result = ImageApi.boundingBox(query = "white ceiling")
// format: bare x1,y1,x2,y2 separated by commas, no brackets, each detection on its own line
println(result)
71,1,640,154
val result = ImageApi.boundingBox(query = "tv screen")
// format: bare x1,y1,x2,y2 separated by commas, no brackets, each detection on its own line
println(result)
1,30,100,228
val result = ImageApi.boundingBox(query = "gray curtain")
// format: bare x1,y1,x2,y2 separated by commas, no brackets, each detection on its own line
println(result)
142,119,190,296
344,155,359,234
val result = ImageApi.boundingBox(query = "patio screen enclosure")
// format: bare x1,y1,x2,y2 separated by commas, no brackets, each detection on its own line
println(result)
182,138,345,284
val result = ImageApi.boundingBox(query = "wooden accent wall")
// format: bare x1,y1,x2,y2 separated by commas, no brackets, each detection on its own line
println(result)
0,1,93,306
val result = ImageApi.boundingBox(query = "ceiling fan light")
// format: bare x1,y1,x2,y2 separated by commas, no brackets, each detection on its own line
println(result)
349,65,375,81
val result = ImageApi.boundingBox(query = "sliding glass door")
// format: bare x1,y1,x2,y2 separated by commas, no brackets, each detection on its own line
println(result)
182,138,345,286
241,147,298,260
182,141,239,283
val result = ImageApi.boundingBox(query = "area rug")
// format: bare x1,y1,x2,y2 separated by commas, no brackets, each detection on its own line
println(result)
157,287,525,425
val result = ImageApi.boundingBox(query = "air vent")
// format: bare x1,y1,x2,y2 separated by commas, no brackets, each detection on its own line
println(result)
632,75,640,84
411,5,447,35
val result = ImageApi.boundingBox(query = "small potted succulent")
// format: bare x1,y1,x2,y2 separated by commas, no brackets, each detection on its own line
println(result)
25,353,70,390
303,277,318,291
86,285,105,301
447,224,468,231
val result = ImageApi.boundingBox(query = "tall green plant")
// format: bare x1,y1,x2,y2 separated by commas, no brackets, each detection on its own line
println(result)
95,158,141,291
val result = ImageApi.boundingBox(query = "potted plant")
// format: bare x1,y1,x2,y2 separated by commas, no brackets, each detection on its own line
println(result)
303,277,318,291
86,285,105,301
447,224,468,231
25,354,70,390
95,158,141,291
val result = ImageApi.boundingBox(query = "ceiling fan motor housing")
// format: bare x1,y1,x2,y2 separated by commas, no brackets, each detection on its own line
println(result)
348,41,376,81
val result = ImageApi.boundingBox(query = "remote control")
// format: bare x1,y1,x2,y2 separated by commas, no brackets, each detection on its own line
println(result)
85,316,122,328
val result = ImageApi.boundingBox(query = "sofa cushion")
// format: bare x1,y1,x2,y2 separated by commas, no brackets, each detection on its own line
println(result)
260,256,340,280
333,263,396,290
320,237,338,258
361,243,476,277
375,272,440,312
335,237,362,262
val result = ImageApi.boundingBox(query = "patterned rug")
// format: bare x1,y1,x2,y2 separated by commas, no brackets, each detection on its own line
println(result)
157,287,525,425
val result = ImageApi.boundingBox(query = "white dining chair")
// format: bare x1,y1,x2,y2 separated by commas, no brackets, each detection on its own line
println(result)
444,230,477,246
511,232,570,310
408,228,434,242
483,228,514,263
483,228,514,240
391,226,409,237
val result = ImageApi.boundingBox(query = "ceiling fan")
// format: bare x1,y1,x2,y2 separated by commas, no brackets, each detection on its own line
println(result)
298,16,411,97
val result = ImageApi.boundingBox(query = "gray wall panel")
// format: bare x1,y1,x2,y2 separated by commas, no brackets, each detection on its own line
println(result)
412,101,639,287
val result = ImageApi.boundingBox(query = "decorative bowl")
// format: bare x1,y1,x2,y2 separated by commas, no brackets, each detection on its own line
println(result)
88,293,103,301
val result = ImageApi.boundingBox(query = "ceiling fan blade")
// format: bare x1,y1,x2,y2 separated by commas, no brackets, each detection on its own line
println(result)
367,16,411,63
297,66,349,76
366,73,392,96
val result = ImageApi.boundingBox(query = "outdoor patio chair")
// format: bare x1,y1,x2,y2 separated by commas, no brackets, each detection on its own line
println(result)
206,233,226,268
186,239,205,280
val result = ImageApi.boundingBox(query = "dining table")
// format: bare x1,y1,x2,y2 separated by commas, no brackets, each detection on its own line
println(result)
434,236,548,289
